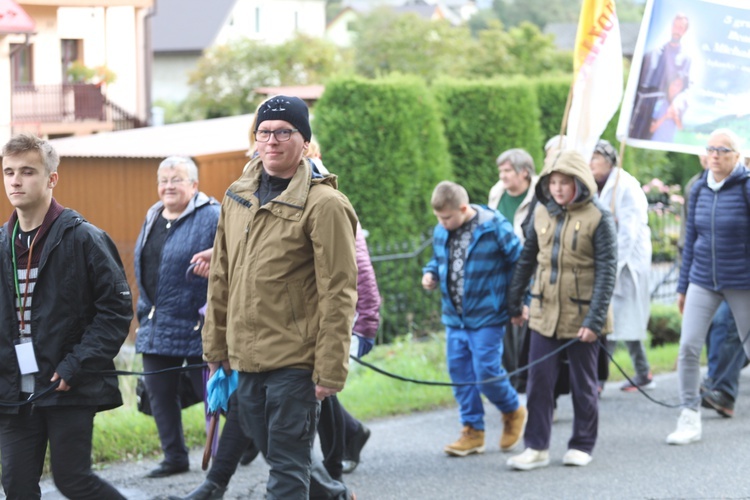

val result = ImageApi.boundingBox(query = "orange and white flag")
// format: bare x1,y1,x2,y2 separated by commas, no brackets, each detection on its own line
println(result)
567,0,623,162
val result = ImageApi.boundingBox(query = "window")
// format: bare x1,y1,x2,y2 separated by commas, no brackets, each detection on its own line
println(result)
61,39,83,82
10,44,33,85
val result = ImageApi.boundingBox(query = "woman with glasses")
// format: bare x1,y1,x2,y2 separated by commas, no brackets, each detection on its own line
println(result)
134,156,220,477
668,128,750,445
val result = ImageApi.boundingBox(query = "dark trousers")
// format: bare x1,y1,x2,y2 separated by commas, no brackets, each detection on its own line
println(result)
142,353,204,467
317,396,345,480
207,391,350,499
706,301,747,399
237,369,319,500
0,406,125,500
524,331,600,454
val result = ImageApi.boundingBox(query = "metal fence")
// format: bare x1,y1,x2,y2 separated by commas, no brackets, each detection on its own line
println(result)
368,204,682,343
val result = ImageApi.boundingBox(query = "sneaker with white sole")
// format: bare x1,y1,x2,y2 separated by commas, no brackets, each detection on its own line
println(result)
666,408,701,445
444,425,485,457
562,449,592,466
506,448,550,471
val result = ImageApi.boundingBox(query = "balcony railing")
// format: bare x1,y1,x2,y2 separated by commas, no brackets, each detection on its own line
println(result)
11,83,147,132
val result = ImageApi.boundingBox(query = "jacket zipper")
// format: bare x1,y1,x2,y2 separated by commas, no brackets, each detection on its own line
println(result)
147,306,156,349
550,216,565,284
711,192,718,289
572,220,581,251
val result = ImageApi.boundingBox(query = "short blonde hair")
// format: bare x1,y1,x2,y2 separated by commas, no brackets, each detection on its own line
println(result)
306,138,321,159
431,181,469,211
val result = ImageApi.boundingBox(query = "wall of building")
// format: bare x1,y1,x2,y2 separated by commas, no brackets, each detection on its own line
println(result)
151,52,198,103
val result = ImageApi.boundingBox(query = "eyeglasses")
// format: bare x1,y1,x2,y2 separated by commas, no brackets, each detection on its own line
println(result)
254,129,299,143
158,178,188,186
706,146,734,155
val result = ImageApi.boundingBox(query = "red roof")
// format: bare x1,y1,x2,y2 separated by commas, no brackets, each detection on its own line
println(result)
0,0,35,34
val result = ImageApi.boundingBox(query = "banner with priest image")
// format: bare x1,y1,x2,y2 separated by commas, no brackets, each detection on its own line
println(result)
617,0,750,156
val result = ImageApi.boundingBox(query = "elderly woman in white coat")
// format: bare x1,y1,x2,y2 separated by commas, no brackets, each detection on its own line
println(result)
590,140,654,391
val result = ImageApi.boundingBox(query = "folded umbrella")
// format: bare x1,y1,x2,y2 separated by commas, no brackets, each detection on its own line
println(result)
202,368,238,470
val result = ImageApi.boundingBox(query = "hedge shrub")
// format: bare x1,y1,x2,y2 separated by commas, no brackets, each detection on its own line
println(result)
432,77,543,205
314,75,452,242
314,76,452,342
533,75,571,147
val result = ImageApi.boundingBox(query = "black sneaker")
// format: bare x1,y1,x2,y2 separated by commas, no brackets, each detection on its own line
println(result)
342,423,370,474
702,389,735,418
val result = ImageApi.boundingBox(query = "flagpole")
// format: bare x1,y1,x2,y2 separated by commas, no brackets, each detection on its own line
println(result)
559,81,575,146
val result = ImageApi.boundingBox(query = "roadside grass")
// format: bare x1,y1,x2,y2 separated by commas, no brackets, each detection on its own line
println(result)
92,332,690,465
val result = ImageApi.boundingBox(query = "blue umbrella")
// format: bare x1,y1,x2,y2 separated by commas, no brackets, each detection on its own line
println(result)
202,368,238,469
206,368,238,413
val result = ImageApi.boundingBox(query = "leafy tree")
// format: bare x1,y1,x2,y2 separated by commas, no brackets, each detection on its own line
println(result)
505,22,572,76
351,8,473,82
182,35,348,119
493,0,645,28
493,0,579,29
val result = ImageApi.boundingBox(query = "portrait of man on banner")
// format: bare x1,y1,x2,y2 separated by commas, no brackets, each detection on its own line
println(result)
618,0,750,157
629,12,691,141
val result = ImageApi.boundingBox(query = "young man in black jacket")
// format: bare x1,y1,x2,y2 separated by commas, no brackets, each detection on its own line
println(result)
0,133,133,499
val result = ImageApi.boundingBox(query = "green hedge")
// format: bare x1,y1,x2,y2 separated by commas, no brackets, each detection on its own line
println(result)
314,75,452,242
432,77,543,205
533,75,571,148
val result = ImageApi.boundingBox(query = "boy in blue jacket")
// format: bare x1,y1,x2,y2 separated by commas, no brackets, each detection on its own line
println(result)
422,181,527,457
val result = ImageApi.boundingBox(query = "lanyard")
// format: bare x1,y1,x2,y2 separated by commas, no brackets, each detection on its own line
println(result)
11,220,40,335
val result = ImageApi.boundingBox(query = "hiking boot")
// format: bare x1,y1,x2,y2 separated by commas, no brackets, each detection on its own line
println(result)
444,425,485,457
500,406,527,452
506,448,549,471
620,372,655,392
342,423,371,473
702,389,735,418
666,408,701,445
562,449,592,467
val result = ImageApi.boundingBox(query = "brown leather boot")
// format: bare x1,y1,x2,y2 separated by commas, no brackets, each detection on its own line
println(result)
500,405,528,451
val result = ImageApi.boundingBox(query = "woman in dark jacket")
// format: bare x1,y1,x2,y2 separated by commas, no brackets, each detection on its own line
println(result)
667,128,750,445
134,156,219,477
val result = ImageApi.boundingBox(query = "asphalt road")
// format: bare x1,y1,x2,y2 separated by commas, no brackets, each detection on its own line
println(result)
36,368,750,499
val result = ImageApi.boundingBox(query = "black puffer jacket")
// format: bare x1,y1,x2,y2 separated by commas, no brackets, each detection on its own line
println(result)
0,208,132,413
508,150,617,338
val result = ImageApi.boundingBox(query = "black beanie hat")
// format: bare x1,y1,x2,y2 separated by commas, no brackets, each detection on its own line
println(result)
254,96,311,142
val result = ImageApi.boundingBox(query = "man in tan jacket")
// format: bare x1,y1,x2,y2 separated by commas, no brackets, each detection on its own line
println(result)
202,96,358,499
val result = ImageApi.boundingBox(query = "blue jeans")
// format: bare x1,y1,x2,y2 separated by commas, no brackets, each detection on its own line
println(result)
706,301,746,400
446,325,519,430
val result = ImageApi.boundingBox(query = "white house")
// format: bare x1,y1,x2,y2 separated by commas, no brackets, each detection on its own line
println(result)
0,0,153,143
151,0,326,104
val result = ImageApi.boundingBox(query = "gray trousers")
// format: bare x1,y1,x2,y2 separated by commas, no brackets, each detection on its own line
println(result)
679,285,750,409
237,369,320,500
606,339,651,379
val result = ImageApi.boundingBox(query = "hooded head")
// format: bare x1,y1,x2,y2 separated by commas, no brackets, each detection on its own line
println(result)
536,150,597,210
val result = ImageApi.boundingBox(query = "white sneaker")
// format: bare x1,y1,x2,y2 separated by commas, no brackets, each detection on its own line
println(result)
506,448,550,471
562,449,592,466
666,408,701,445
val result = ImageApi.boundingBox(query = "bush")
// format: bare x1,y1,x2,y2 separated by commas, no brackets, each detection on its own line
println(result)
533,75,571,147
648,303,682,347
432,77,542,204
314,75,452,242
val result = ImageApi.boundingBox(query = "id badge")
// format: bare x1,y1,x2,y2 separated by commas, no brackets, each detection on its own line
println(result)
15,341,39,375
